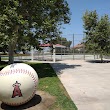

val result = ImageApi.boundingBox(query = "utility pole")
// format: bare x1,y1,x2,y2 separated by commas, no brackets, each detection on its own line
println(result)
73,34,74,60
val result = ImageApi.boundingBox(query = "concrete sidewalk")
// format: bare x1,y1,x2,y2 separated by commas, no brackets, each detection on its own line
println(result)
51,60,110,110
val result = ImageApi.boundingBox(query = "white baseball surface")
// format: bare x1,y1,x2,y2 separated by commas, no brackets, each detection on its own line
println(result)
0,63,38,106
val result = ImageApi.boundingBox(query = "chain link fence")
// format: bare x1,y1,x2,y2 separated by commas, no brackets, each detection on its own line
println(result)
31,34,100,61
52,34,100,61
0,34,100,62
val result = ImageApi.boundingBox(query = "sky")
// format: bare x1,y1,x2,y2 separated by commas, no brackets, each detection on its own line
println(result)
61,0,110,45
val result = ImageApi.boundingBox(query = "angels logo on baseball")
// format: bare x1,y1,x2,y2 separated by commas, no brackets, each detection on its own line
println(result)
12,81,22,98
0,63,38,106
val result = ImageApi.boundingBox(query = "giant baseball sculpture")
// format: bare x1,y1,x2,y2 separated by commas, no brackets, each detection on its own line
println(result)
0,63,38,106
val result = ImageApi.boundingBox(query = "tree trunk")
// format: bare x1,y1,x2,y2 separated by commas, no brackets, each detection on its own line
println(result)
100,53,103,63
8,43,14,64
0,55,1,62
8,25,19,64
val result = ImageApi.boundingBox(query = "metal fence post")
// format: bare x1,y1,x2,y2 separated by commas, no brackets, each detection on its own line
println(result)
83,34,85,60
73,34,74,60
53,45,56,63
61,36,62,60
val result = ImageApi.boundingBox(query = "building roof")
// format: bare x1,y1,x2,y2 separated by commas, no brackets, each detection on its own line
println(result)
53,44,66,48
39,43,52,47
39,43,66,48
73,43,84,49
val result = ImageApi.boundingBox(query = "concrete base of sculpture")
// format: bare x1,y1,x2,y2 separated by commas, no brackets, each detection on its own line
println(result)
0,91,56,110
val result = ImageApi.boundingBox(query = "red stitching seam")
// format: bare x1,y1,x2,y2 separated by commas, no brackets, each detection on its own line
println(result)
0,69,38,106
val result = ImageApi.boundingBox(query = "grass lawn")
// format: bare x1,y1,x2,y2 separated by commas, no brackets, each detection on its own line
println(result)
0,61,77,110
0,54,30,61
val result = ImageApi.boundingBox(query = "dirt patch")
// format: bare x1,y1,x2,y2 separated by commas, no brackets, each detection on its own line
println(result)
0,90,56,110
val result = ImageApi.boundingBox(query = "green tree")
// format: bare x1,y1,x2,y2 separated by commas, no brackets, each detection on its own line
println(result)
83,10,110,62
56,36,72,47
82,10,98,53
0,0,70,64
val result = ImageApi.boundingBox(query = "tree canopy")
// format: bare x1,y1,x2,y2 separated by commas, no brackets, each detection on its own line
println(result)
0,0,70,63
56,36,72,47
83,10,110,62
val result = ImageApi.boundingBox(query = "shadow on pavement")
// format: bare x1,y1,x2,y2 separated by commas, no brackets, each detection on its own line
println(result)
86,59,110,63
51,63,81,75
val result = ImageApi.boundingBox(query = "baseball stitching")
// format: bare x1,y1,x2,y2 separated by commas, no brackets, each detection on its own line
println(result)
0,68,38,106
